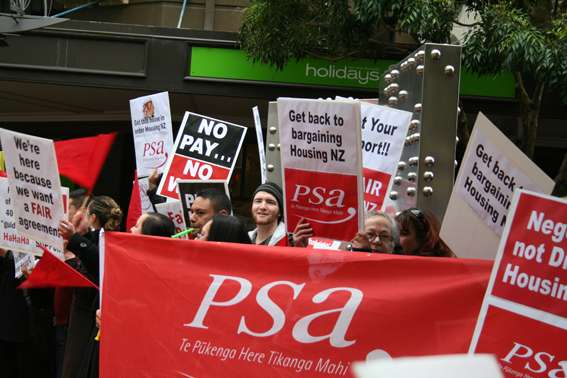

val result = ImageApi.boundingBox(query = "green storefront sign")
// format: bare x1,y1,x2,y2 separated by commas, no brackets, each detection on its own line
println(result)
189,47,515,99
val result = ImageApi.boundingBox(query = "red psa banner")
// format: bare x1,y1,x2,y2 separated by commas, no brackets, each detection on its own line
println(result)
284,168,360,241
469,190,567,378
101,232,490,378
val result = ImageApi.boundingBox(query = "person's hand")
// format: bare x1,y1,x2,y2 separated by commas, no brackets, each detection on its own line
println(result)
95,309,101,329
21,265,33,278
292,218,313,248
59,220,76,240
350,231,371,250
71,210,90,235
148,169,161,191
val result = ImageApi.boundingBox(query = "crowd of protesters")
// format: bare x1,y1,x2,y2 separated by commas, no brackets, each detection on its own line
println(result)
0,173,456,378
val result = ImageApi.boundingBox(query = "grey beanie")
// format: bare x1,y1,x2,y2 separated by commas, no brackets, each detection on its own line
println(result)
253,182,284,219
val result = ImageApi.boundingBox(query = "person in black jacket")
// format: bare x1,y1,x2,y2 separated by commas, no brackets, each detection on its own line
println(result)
58,195,123,378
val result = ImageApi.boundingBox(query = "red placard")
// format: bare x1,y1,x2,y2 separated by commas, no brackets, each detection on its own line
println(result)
469,190,567,378
492,193,567,317
101,232,491,378
284,168,360,241
475,306,566,378
160,155,231,199
362,168,391,213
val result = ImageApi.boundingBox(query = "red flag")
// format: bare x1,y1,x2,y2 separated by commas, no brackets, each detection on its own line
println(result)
101,232,491,378
18,247,98,289
126,171,142,231
55,133,116,192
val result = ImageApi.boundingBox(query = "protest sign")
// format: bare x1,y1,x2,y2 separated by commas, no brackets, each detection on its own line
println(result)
130,92,174,177
0,129,64,251
13,251,35,279
278,98,363,241
253,106,268,184
354,354,503,378
441,113,554,259
157,112,247,200
177,179,230,227
335,97,411,213
307,237,343,250
469,190,567,378
155,200,188,238
137,176,153,213
101,232,491,378
359,103,411,213
0,176,68,259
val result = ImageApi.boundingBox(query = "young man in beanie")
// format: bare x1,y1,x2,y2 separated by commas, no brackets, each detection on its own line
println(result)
249,182,287,246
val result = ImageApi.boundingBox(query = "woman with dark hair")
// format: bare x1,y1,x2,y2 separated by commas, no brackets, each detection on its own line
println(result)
130,212,175,237
197,215,251,244
58,195,123,378
395,208,455,257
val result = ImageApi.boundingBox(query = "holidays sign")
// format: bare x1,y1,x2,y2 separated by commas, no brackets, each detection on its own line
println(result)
441,113,553,259
130,92,174,177
469,190,566,377
157,112,247,200
278,98,363,241
101,232,491,378
0,129,64,251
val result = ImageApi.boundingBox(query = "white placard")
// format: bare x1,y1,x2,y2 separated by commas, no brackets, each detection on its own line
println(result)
0,176,68,259
13,251,35,279
130,92,174,177
278,97,363,241
252,106,268,184
155,200,188,238
440,113,554,259
354,354,503,378
360,102,411,213
0,129,64,251
137,176,154,213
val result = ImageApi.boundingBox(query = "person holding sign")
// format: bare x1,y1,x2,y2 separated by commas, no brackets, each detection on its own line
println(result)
396,208,455,257
58,196,122,378
248,182,287,246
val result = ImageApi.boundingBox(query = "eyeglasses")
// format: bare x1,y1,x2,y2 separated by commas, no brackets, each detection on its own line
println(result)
365,232,393,243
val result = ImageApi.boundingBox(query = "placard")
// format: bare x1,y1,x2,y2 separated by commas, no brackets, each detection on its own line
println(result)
441,113,554,259
157,112,247,200
278,98,363,241
0,129,64,251
155,200,188,238
177,179,230,227
354,354,503,378
130,92,174,177
469,190,566,378
0,176,68,259
252,106,268,184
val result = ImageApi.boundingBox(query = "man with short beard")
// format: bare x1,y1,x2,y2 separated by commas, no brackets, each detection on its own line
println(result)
189,189,232,233
249,182,287,246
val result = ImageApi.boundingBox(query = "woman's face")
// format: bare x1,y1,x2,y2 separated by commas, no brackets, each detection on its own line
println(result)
398,221,420,254
196,220,212,241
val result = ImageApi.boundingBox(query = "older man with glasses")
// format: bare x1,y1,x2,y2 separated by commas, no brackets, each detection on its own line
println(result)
350,211,398,253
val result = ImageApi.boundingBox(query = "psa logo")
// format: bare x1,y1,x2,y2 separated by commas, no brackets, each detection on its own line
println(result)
291,184,356,224
502,342,566,377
